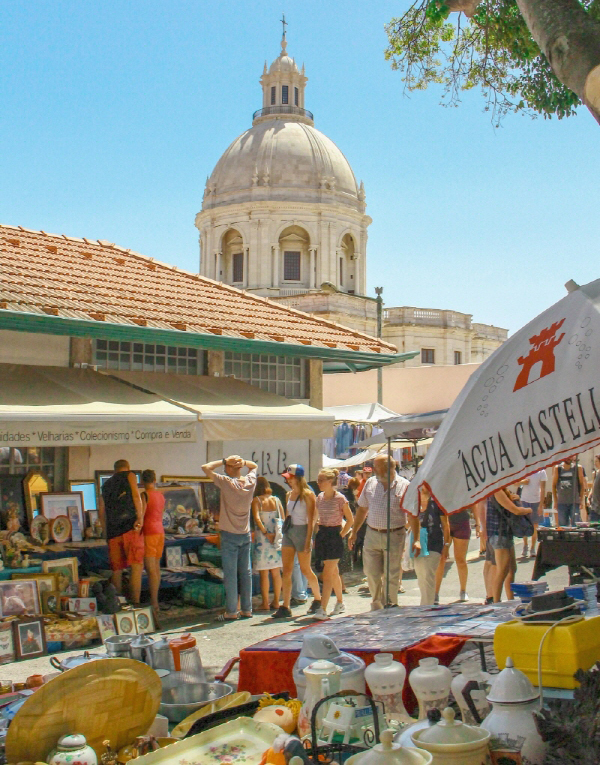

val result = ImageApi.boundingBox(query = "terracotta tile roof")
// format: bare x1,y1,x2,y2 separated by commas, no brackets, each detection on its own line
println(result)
0,225,396,354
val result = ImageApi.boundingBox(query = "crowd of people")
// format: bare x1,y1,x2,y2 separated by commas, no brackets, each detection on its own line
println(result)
98,449,600,622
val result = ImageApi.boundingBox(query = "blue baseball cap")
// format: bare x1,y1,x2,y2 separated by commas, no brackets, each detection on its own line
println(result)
281,464,305,479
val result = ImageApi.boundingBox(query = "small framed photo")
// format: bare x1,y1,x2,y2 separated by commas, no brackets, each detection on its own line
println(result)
187,551,199,565
0,621,16,665
13,572,59,596
40,491,84,526
165,546,183,568
42,590,61,614
96,614,117,642
134,606,155,635
42,557,79,592
115,611,137,636
14,617,47,660
0,579,41,616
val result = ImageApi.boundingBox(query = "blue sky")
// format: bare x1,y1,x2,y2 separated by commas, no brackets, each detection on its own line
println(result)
1,0,598,334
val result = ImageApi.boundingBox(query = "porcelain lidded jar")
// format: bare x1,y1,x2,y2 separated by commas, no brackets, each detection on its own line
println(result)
365,653,409,720
47,733,98,765
345,729,433,765
411,707,490,765
481,657,547,765
408,658,452,720
449,660,491,724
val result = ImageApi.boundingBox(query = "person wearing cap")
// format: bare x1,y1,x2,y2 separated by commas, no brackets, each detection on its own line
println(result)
272,464,322,619
348,454,409,610
202,454,258,621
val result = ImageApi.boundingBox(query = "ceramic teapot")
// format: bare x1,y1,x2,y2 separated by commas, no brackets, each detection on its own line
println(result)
408,658,452,720
345,729,433,765
411,707,490,765
481,657,547,765
297,659,342,739
47,733,98,765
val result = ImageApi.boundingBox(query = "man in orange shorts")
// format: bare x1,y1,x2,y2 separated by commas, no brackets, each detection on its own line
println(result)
99,459,144,604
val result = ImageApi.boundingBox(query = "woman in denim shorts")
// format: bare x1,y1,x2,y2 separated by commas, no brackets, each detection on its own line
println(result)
488,487,530,602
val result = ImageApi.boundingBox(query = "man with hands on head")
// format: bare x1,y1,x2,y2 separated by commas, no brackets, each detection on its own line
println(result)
202,455,258,621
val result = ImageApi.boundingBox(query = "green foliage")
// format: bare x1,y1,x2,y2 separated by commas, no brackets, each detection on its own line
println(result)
385,0,600,122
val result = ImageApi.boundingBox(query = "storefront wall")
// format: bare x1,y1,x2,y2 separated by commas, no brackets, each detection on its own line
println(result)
0,330,69,367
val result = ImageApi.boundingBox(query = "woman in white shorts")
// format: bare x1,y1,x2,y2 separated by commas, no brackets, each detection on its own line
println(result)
271,464,322,619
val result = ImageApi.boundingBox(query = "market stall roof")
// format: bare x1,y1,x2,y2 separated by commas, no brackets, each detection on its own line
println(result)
108,370,334,441
323,439,434,468
0,225,416,371
323,402,402,423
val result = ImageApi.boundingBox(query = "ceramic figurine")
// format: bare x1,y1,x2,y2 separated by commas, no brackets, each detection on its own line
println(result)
449,661,491,724
100,741,117,765
365,653,409,721
411,707,491,765
254,705,296,733
47,733,98,765
408,658,452,720
481,657,547,765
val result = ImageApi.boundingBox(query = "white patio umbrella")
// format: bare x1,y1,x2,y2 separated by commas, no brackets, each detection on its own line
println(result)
402,278,600,515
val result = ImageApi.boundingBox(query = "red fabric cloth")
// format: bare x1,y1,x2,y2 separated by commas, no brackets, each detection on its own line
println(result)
237,633,466,715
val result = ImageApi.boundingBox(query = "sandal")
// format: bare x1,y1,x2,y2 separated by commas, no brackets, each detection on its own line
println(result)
216,612,239,622
239,612,253,619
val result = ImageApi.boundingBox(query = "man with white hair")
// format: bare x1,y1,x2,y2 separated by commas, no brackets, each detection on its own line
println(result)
348,454,409,609
202,455,258,621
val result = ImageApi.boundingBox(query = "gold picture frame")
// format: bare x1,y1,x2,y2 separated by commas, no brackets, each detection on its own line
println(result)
12,572,59,596
42,557,79,592
22,470,51,529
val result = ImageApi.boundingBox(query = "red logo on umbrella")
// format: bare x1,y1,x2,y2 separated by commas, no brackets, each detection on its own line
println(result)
513,318,566,392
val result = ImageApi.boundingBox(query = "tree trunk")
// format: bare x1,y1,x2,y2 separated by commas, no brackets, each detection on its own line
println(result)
515,0,600,124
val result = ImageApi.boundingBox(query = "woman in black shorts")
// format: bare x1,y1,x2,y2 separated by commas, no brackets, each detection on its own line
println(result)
434,507,472,604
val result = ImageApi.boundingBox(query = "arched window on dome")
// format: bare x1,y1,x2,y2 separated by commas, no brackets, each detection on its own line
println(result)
282,85,289,104
278,225,310,292
221,228,245,286
340,234,357,294
271,86,276,105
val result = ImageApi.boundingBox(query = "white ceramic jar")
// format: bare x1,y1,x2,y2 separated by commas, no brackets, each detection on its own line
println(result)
449,661,490,724
411,707,490,765
408,658,452,720
47,734,98,765
345,729,433,765
481,657,547,765
365,653,409,719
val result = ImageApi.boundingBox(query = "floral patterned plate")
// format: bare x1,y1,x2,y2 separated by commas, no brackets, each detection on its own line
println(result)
50,514,72,543
131,718,281,765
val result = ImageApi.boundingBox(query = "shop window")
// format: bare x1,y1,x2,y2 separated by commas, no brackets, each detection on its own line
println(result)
0,446,67,490
454,350,462,365
282,85,289,104
232,252,244,283
271,86,276,105
283,251,301,281
94,339,204,375
421,348,435,365
224,352,305,398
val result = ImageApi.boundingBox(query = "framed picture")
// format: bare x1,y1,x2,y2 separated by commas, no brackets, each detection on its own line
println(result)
42,557,79,592
68,480,97,511
13,572,59,595
96,614,117,642
67,504,83,542
0,621,16,664
187,551,199,565
95,470,142,492
88,509,99,527
0,474,27,531
0,579,40,616
23,470,51,528
134,606,155,635
156,485,201,517
39,492,85,532
115,611,137,636
201,481,221,521
165,546,183,568
41,590,61,614
14,617,47,660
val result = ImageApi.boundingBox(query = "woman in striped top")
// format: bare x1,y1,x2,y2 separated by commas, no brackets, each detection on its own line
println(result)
314,469,354,620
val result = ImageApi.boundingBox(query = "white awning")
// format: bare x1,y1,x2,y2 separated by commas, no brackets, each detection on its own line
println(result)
0,365,197,446
108,371,334,441
323,402,402,424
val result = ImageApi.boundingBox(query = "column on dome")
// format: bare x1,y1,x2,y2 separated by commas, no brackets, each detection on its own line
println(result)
215,251,222,281
309,247,316,289
243,247,249,289
272,244,280,288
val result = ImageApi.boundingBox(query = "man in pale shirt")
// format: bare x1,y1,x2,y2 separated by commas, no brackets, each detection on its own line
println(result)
348,454,409,610
520,469,547,558
202,454,258,620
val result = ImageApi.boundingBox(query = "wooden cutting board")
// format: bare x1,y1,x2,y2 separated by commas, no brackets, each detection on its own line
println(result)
6,658,161,763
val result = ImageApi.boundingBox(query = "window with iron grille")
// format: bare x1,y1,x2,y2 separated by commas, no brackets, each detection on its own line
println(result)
271,86,276,105
224,352,305,398
282,85,289,104
454,350,462,365
232,252,244,283
94,339,203,375
283,251,301,281
421,348,435,365
0,446,67,491
294,87,299,106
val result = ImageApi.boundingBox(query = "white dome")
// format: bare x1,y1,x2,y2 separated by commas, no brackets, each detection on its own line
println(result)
203,119,361,210
269,54,298,74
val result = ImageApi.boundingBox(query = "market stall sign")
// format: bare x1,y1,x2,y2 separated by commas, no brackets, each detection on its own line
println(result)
0,421,197,446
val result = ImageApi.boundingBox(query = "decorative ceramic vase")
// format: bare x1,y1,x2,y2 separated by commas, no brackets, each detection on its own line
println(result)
344,729,433,765
411,707,491,765
47,733,98,765
365,653,409,720
297,659,342,739
481,657,547,765
408,658,452,720
449,661,491,725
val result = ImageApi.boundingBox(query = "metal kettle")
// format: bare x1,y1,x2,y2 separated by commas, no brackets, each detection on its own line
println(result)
152,635,175,672
130,634,156,666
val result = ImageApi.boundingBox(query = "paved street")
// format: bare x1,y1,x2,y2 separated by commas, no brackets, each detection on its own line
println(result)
0,537,569,685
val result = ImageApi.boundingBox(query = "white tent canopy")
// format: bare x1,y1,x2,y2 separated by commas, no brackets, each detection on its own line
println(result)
324,402,402,424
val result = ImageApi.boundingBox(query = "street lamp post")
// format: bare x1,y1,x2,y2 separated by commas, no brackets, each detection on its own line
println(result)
375,287,383,404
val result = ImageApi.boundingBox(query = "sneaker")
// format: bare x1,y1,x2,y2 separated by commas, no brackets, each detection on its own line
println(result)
271,606,292,619
331,602,346,616
522,545,529,558
307,599,322,615
433,595,440,606
530,546,537,558
290,597,308,607
313,607,329,620
459,591,469,602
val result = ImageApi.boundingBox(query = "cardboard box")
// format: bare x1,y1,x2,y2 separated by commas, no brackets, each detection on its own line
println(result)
67,597,97,614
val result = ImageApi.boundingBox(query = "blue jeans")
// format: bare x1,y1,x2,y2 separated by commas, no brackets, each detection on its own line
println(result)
220,531,252,615
291,555,307,600
557,503,579,527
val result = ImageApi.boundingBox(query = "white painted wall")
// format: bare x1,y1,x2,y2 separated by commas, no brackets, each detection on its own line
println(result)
222,439,310,481
0,330,70,366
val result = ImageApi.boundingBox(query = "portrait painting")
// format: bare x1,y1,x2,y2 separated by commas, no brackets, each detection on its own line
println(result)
14,617,47,660
0,580,40,617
